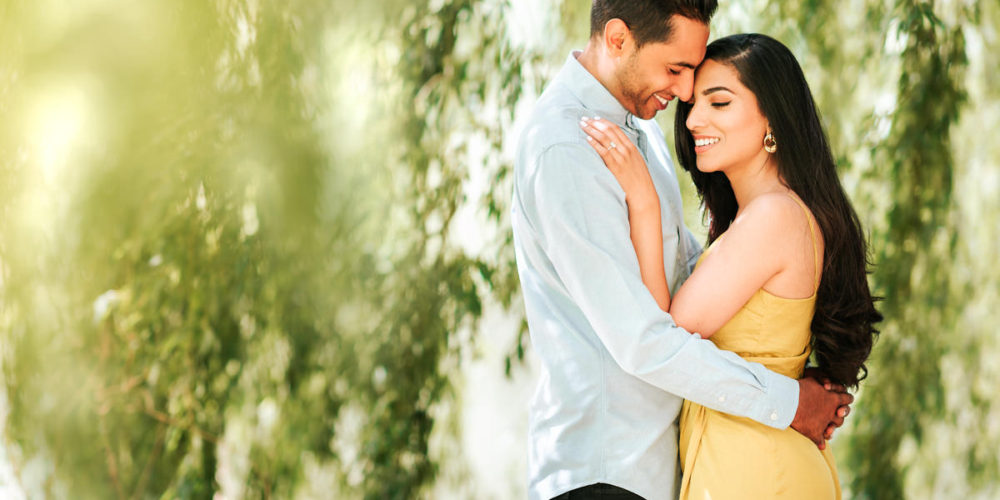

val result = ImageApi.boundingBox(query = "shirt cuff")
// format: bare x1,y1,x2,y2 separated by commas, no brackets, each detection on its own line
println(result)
757,370,799,429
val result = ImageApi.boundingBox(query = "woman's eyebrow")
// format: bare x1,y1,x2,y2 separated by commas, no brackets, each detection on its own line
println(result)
702,86,734,95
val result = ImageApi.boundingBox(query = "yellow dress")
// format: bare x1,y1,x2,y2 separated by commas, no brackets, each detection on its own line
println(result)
678,197,840,500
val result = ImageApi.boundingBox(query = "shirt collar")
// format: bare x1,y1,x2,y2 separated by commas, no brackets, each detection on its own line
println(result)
557,51,636,129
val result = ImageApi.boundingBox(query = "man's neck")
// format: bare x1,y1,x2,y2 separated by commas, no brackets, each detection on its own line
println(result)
576,42,624,108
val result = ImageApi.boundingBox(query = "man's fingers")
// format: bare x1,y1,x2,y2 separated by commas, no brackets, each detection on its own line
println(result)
792,377,845,451
824,424,836,440
837,392,855,406
808,434,822,447
805,425,825,447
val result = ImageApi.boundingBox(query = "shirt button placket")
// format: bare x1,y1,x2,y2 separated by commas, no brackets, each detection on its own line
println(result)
626,115,649,163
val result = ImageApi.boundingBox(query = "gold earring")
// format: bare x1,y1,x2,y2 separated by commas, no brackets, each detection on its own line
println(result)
764,132,777,153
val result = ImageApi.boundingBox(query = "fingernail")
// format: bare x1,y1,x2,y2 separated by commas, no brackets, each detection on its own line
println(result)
585,135,593,141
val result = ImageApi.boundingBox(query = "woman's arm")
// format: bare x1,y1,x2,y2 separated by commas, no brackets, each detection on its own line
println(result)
581,117,671,311
670,194,807,337
582,120,814,340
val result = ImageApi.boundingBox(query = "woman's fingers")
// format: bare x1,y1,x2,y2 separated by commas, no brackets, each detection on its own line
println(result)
581,122,622,165
580,117,615,147
587,118,634,153
580,117,628,165
584,134,614,161
580,117,659,206
600,118,633,153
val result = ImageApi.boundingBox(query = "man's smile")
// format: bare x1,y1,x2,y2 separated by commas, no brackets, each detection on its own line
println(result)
654,93,671,110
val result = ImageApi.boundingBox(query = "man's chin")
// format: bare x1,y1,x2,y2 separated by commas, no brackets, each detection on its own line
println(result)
635,108,659,120
625,98,662,120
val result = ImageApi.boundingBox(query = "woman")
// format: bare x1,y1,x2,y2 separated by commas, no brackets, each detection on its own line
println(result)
580,34,881,499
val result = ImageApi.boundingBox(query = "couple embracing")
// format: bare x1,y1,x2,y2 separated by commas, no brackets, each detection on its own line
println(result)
511,1,882,499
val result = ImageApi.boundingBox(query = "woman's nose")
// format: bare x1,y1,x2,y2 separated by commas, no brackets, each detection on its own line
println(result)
686,104,705,131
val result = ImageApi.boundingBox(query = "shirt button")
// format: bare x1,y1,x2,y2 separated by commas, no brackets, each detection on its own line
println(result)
770,411,779,421
718,395,726,403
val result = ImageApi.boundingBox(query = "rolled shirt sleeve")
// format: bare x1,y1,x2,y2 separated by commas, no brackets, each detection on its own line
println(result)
525,142,799,428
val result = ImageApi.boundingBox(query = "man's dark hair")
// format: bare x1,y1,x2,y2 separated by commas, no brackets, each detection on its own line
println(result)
590,0,718,48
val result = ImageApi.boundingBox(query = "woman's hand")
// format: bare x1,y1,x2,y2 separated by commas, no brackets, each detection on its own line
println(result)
580,117,658,213
581,116,671,311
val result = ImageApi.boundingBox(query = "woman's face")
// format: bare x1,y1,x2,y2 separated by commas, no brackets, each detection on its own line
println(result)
685,59,770,174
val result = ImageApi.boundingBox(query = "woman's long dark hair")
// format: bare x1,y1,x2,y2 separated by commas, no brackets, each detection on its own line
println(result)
674,34,882,387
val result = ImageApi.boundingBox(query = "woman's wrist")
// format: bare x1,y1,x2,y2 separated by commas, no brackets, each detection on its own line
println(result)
626,189,661,214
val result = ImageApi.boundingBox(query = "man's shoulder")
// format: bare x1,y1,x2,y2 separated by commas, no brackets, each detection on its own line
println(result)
518,85,592,160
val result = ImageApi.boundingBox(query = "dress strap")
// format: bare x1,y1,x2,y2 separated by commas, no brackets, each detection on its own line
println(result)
786,193,821,291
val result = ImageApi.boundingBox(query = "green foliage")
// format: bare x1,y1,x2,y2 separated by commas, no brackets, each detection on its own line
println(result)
1,1,353,497
360,0,534,494
0,0,531,498
2,0,998,498
839,2,987,499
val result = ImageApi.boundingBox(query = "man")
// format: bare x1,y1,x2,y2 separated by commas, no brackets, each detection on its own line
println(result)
511,1,852,499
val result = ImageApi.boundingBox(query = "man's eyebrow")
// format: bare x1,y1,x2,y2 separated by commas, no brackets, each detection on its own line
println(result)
702,86,733,95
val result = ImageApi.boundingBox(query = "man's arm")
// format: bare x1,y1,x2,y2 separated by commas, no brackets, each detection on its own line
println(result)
523,142,799,429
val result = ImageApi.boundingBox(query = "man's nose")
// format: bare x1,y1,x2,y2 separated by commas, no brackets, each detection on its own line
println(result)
672,72,696,103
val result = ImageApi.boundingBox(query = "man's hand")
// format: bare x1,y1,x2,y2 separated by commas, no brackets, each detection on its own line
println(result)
790,377,854,449
801,367,853,441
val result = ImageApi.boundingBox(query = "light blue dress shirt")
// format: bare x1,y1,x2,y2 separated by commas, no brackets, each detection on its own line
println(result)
512,52,800,500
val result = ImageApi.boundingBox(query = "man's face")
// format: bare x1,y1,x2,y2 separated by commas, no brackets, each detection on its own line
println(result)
613,16,709,120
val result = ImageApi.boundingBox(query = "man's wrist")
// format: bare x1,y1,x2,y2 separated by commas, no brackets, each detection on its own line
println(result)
759,371,799,429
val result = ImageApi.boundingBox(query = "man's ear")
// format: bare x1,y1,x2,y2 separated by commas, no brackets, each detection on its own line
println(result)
603,19,630,57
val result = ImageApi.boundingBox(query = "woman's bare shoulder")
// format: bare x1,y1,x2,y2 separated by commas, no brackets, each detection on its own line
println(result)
730,191,808,237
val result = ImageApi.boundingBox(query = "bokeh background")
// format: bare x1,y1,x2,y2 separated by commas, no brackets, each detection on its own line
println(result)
1,0,997,498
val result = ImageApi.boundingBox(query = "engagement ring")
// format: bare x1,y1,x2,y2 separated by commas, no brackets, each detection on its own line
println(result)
609,141,617,150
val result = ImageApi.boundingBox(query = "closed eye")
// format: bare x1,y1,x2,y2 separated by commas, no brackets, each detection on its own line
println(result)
711,102,731,108
669,68,681,75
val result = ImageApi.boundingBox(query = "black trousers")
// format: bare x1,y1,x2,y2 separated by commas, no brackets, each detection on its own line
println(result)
551,483,646,500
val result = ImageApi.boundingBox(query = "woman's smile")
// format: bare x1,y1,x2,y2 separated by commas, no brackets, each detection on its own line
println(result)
693,135,720,154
